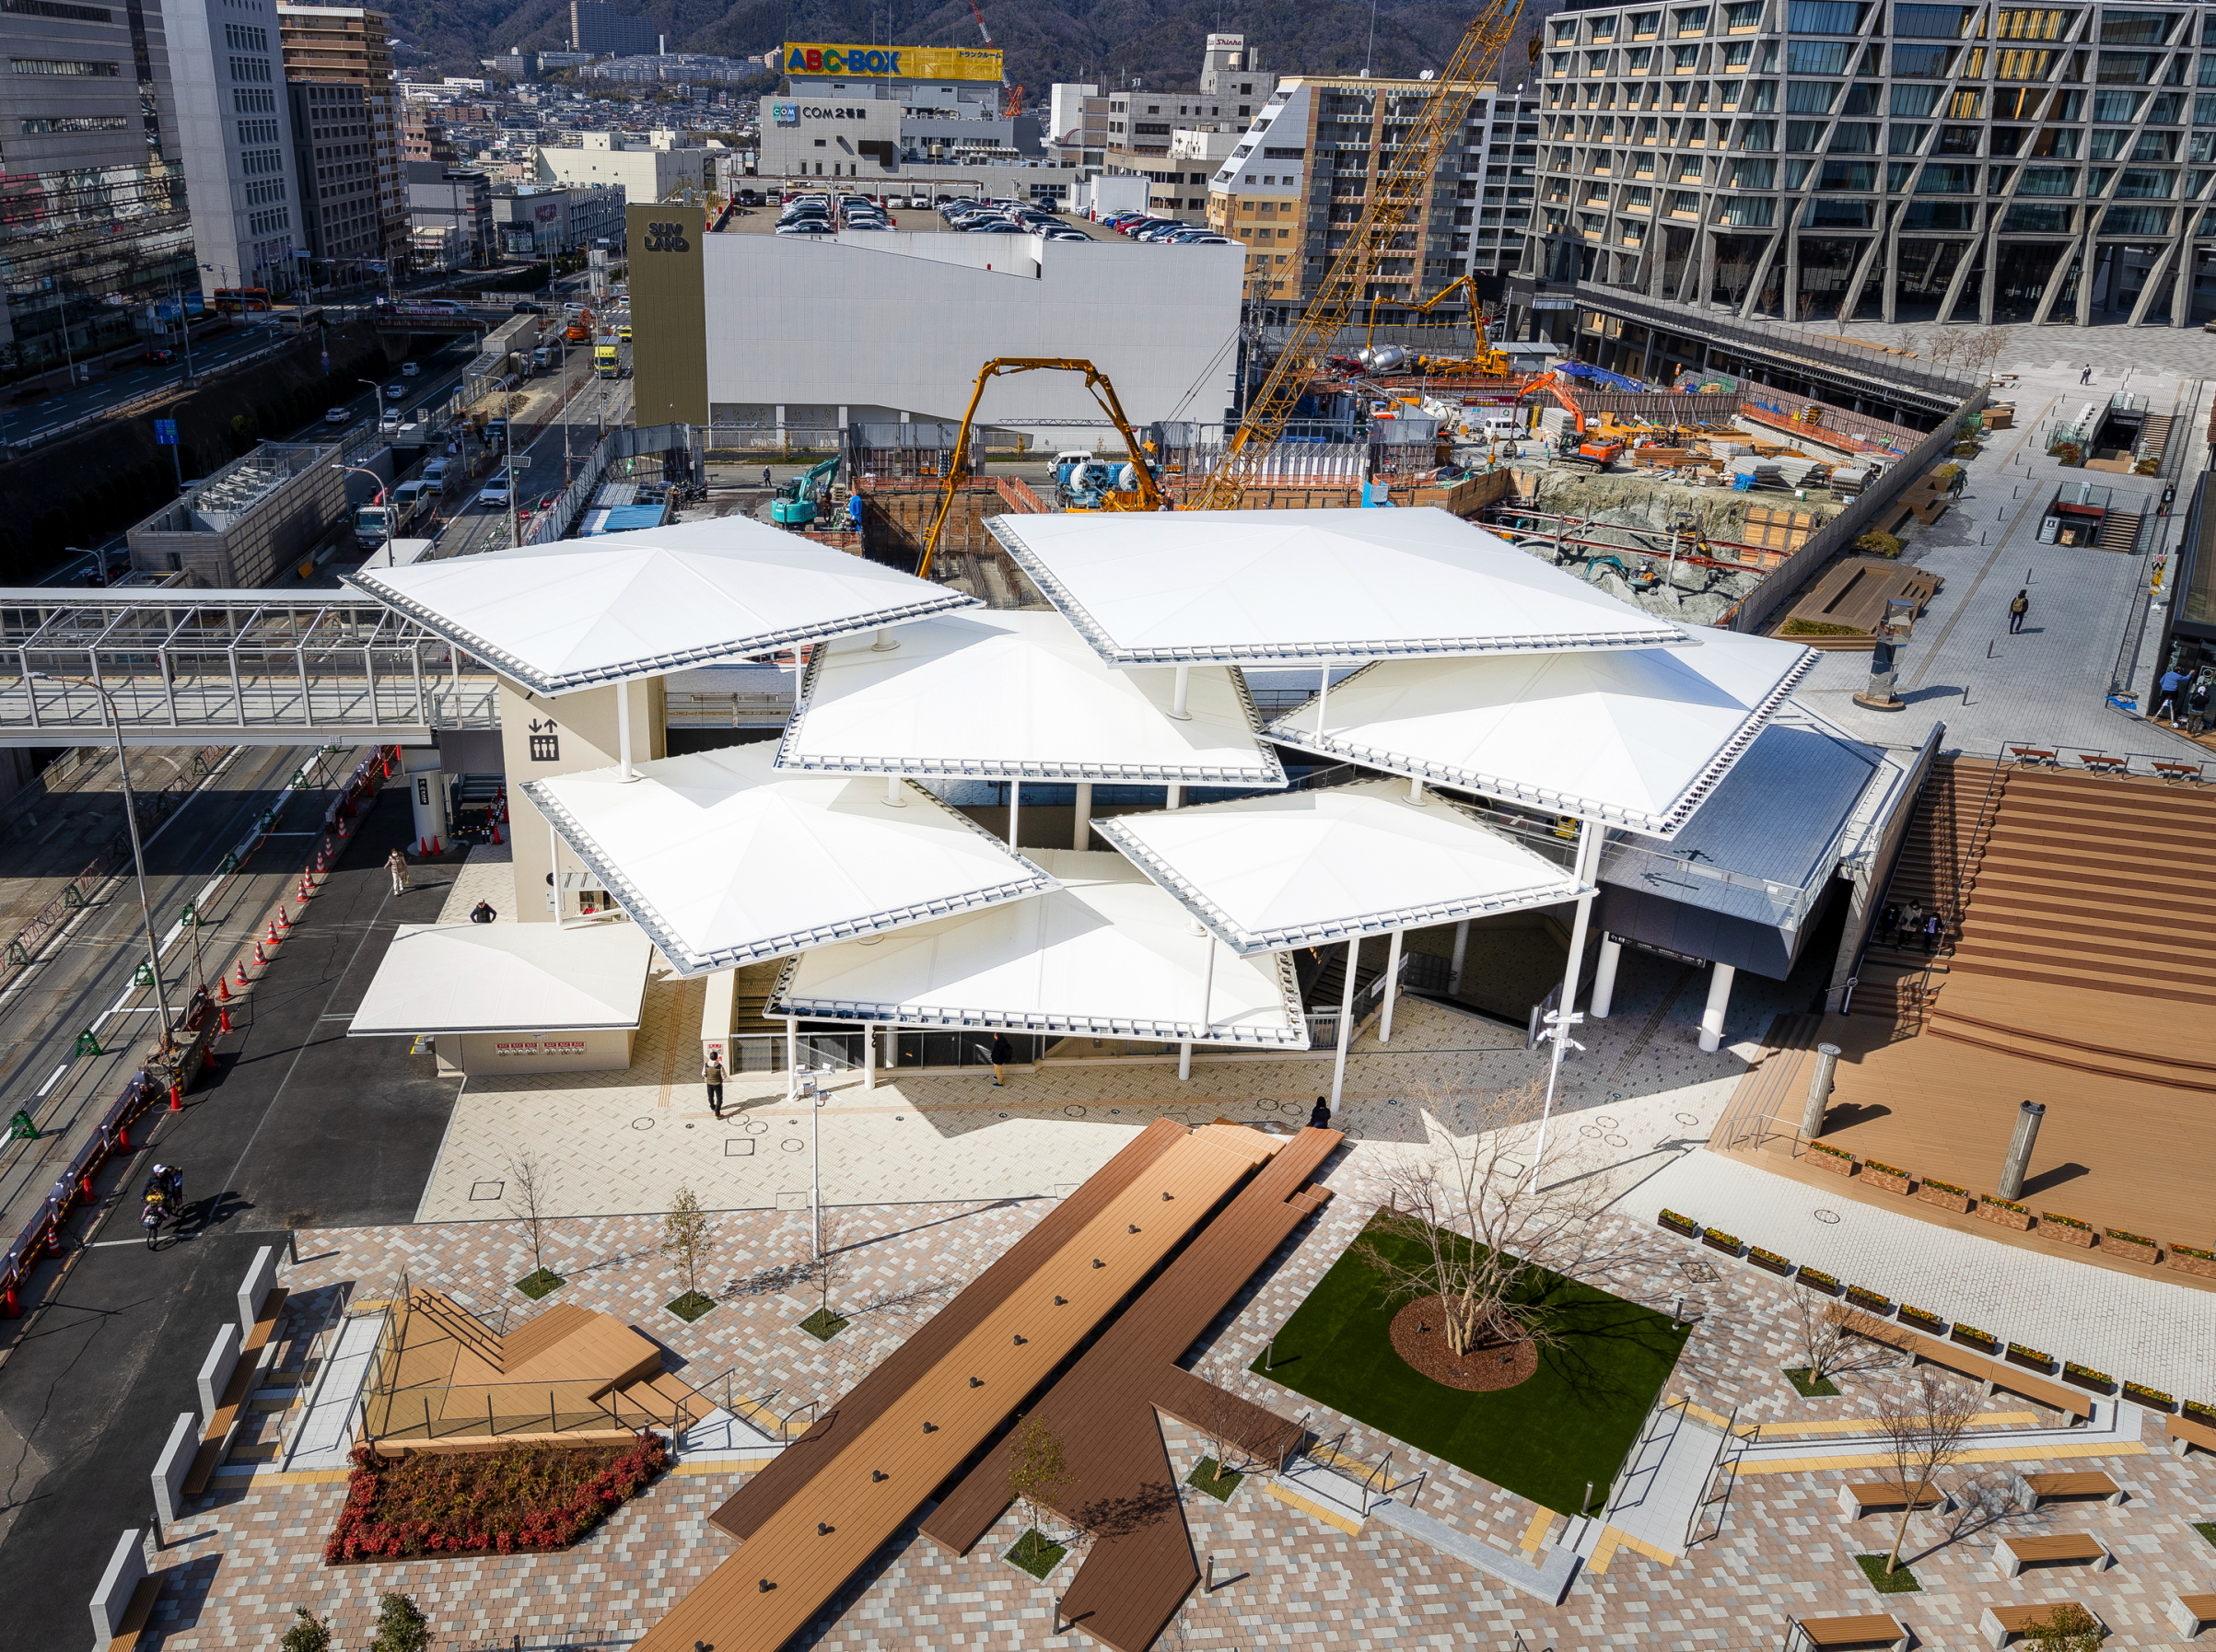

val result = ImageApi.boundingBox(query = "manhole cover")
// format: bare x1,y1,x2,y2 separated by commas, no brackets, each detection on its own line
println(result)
1604,1134,1628,1148
1674,1111,1701,1126
742,1119,767,1134
780,1139,804,1152
1064,1105,1085,1117
468,1181,504,1202
1579,1124,1603,1139
1595,1114,1618,1129
725,1138,754,1157
1813,1207,1841,1225
630,1117,655,1131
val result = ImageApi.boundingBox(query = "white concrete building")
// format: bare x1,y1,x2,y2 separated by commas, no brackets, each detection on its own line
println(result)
533,129,716,202
169,0,307,297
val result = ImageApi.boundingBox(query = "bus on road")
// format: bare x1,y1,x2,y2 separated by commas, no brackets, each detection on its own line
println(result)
213,287,273,313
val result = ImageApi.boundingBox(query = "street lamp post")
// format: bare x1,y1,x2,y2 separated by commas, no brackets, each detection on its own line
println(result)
28,673,174,1043
332,463,391,565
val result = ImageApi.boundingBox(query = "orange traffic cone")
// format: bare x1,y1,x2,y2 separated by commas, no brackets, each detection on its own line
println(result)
490,820,502,845
216,973,231,1003
236,960,251,987
218,1006,233,1034
252,938,267,967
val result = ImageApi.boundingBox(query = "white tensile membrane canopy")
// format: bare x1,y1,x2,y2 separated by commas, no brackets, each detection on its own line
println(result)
521,743,1056,976
774,610,1285,785
986,506,1688,665
1265,627,1818,839
347,923,654,1036
770,850,1309,1048
345,516,977,694
1093,780,1586,955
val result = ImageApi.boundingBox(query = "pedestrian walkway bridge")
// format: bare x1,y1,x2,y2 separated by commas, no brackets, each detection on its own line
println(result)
0,589,501,745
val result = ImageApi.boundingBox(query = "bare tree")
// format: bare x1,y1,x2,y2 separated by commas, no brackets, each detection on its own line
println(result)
1872,1365,1980,1574
1790,1292,1854,1388
1356,1080,1615,1359
660,1185,714,1302
1006,1414,1073,1544
504,1153,554,1276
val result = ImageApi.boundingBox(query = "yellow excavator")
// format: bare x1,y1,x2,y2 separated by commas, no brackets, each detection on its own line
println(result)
918,357,1161,579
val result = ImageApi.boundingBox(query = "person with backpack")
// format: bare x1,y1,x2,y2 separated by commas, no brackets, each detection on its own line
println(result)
703,1050,726,1117
2008,590,2029,634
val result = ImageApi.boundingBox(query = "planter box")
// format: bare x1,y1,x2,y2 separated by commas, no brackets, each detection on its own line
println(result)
1796,1268,1842,1295
1952,1328,2000,1355
2006,1347,2056,1374
1844,1289,1893,1315
1916,1185,1971,1215
1859,1168,1911,1195
1658,1213,1698,1238
1900,1309,1948,1335
2100,1235,2158,1265
1701,1233,1744,1257
1976,1202,2032,1232
2064,1367,2116,1395
1747,1251,1793,1276
2040,1220,2095,1249
2167,1251,2216,1280
1806,1148,1854,1177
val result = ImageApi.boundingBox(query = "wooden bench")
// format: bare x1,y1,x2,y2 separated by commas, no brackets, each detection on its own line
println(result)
2077,753,2128,774
1838,1481,1954,1518
1791,1612,1907,1651
2021,1470,2123,1508
2006,746,2059,767
1830,1310,2093,1423
181,1286,286,1495
1982,1603,2103,1649
2168,1593,2216,1639
105,1575,162,1651
1994,1531,2112,1579
2168,1413,2216,1458
2152,761,2205,784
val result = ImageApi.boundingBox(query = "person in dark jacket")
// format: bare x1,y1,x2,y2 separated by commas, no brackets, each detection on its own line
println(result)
1309,1097,1333,1130
990,1033,1015,1087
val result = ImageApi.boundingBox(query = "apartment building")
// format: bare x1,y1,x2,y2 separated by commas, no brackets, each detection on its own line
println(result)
169,0,306,296
407,162,491,266
0,0,193,365
276,5,405,272
1525,0,2216,330
287,80,380,276
1206,76,1540,305
1100,34,1279,224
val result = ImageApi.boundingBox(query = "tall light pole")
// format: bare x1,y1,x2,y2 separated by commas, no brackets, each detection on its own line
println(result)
332,463,391,564
29,673,173,1043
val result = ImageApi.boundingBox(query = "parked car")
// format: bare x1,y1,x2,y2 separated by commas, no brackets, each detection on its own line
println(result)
420,459,448,486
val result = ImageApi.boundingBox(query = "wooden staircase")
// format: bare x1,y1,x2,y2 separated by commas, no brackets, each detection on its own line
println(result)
1852,755,2005,1029
2098,509,2143,553
1920,768,2216,1088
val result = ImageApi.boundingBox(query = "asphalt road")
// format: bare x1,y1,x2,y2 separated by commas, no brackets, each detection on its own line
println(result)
0,784,461,1649
433,345,634,558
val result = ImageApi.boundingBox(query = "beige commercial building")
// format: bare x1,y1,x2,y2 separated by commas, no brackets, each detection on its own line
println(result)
533,130,717,202
277,5,408,269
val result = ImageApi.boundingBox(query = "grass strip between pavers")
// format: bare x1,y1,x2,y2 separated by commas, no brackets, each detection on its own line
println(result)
1251,1216,1689,1511
1005,1529,1067,1579
1854,1553,1923,1594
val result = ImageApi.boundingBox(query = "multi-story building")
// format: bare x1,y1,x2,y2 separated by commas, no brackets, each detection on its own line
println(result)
492,180,623,253
276,5,405,273
0,0,194,366
1100,40,1280,225
406,162,492,265
570,0,654,58
402,103,457,165
1049,82,1107,167
533,129,713,199
288,81,380,278
1207,76,1539,306
1523,0,2216,332
169,0,307,297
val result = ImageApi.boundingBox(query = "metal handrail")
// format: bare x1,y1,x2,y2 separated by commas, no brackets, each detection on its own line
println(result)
1989,739,2213,784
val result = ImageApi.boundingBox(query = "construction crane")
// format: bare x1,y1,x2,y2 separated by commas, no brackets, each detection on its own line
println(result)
919,358,1161,579
1196,0,1526,509
962,0,1024,122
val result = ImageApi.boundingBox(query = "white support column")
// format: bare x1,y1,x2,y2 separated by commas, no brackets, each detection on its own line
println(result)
1007,778,1021,847
1379,929,1403,1043
870,628,898,652
1169,665,1192,720
1529,819,1603,1189
885,774,904,807
862,1023,876,1090
785,1014,799,1099
1590,934,1622,1019
883,1021,897,1069
1164,784,1183,809
1178,1041,1194,1081
549,824,563,926
616,677,636,781
1697,960,1736,1053
1314,663,1331,737
1328,936,1359,1107
1071,782,1093,849
1450,919,1469,994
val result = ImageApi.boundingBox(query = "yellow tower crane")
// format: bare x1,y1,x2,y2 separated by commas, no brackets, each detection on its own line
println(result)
1195,0,1527,510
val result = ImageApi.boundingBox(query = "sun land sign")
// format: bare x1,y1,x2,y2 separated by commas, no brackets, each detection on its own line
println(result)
782,41,1001,82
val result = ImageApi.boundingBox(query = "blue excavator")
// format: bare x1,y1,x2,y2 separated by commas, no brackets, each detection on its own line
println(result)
771,454,842,528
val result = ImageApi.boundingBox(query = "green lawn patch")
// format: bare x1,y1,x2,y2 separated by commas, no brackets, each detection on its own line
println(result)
1252,1217,1688,1510
2195,1520,2216,1551
1186,1458,1244,1502
1783,1367,1841,1398
1854,1553,1923,1594
663,1290,717,1323
1004,1528,1067,1579
799,1308,850,1342
513,1267,566,1301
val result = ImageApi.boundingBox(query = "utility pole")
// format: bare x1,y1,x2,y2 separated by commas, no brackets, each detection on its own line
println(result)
506,394,520,547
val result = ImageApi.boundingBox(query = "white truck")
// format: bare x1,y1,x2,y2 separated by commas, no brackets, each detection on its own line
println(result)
353,491,421,550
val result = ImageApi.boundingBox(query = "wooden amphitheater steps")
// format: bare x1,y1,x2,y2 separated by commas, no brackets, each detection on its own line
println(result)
1850,754,2000,1026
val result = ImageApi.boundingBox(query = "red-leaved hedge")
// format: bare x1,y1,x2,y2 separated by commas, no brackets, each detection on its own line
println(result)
324,1430,668,1563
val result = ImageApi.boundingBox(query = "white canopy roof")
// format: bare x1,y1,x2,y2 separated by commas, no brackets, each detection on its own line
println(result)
774,610,1285,785
771,849,1308,1048
1263,628,1816,839
347,922,653,1036
1093,780,1585,954
346,517,975,694
522,743,1055,976
986,506,1687,666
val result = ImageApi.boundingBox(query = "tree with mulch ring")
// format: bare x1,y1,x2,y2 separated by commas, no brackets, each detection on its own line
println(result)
1390,1295,1539,1390
515,1267,566,1301
324,1431,669,1562
1783,1367,1841,1398
1004,1527,1067,1579
799,1307,849,1341
1186,1458,1244,1502
1853,1553,1921,1593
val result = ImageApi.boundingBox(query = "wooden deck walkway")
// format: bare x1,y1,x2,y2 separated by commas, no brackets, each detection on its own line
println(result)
639,1122,1291,1652
919,1124,1341,1652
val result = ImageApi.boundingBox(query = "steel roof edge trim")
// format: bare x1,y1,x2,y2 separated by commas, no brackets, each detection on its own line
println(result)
984,517,1687,664
519,775,1059,978
346,1017,641,1036
345,570,978,697
1092,813,1586,955
1262,646,1818,840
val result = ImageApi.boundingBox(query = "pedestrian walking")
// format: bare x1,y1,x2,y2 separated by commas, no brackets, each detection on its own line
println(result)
703,1050,726,1117
386,847,409,894
2008,589,2029,634
2187,673,2211,737
1900,900,1923,948
762,464,773,490
1881,902,1900,947
2153,667,2187,724
1922,913,1943,954
469,899,497,924
2080,364,2093,385
989,1032,1015,1087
